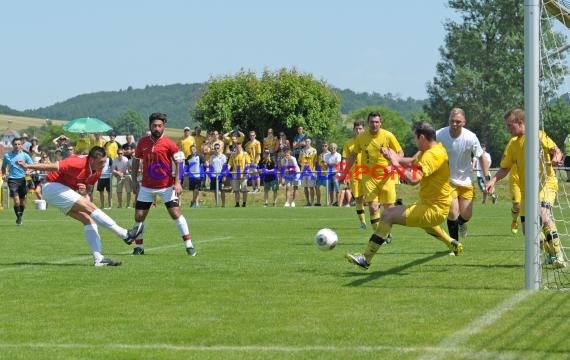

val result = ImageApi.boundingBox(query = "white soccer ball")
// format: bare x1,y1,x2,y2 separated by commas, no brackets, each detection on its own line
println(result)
314,228,338,250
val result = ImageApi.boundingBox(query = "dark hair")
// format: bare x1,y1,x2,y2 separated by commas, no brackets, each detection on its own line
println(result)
353,119,365,128
367,111,383,121
413,121,436,142
88,146,107,158
11,137,22,145
149,112,168,124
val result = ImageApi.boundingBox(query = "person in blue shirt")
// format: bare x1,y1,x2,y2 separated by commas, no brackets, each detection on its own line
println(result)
1,137,34,225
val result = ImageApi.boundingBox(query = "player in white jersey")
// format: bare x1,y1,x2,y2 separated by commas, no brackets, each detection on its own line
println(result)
436,107,490,242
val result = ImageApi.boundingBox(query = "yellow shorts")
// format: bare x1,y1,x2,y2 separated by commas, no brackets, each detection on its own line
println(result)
509,179,521,204
350,178,363,198
518,187,557,216
450,183,474,200
405,203,450,228
363,175,396,204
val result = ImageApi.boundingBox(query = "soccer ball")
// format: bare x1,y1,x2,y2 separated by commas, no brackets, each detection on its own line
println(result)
314,228,338,250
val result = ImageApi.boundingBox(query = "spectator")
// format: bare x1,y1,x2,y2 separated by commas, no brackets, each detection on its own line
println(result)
186,144,205,208
228,143,249,207
281,148,300,207
298,138,317,206
97,156,113,209
208,142,227,207
112,149,132,208
260,149,278,207
292,126,307,160
324,143,341,206
104,133,120,159
244,130,262,193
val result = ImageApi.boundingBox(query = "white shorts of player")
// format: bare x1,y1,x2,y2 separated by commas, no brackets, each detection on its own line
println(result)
43,182,82,214
137,185,178,204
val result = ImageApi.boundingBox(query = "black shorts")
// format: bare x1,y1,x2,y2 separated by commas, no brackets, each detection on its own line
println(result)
8,178,28,198
188,179,202,191
564,156,570,168
97,178,111,192
209,177,224,191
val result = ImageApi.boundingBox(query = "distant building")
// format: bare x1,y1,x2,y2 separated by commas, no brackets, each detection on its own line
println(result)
0,129,20,157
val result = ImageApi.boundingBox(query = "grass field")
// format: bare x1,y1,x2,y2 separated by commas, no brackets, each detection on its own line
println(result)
1,184,570,359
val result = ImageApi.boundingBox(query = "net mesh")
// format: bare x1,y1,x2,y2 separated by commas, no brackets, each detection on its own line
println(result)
540,0,570,289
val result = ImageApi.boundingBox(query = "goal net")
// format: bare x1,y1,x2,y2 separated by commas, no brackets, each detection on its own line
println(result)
540,0,570,289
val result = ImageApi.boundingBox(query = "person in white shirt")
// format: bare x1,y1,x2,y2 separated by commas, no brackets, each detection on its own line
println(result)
472,144,496,205
436,108,489,242
208,143,228,207
280,148,300,207
112,149,132,208
97,157,113,209
324,143,342,206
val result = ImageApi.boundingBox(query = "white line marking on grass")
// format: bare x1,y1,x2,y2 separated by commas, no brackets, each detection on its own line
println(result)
0,236,232,273
418,290,534,360
0,342,551,358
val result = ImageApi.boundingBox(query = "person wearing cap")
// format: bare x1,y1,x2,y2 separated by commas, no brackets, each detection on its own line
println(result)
20,133,32,152
52,135,71,159
29,136,42,163
104,133,120,159
178,126,195,158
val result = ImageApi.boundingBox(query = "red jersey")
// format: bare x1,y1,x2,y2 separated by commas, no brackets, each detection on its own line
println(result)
135,134,179,189
46,155,102,190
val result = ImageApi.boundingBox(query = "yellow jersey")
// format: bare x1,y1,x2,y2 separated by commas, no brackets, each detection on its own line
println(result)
229,151,248,180
244,139,262,162
298,146,318,172
179,135,196,158
342,137,363,180
500,131,558,193
352,129,402,169
415,142,451,209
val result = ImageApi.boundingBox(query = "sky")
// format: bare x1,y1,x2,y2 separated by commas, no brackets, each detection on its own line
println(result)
0,0,457,111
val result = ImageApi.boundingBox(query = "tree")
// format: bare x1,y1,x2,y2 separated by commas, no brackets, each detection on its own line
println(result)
193,68,341,141
108,111,146,137
424,0,568,162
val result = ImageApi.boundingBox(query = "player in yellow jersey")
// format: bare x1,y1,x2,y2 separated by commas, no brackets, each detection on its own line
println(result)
344,112,403,233
486,108,565,269
342,119,366,229
346,121,463,270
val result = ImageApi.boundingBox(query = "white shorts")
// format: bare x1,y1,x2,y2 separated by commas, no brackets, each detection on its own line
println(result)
137,185,178,204
43,182,82,214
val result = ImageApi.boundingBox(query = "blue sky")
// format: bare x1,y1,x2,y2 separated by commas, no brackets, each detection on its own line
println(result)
0,0,456,111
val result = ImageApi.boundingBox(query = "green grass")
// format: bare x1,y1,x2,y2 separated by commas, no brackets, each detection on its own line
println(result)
1,184,570,359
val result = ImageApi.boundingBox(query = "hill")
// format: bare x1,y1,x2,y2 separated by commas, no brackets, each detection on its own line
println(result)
1,83,426,129
0,114,66,132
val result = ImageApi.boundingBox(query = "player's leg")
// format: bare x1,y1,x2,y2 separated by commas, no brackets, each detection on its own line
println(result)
163,187,195,256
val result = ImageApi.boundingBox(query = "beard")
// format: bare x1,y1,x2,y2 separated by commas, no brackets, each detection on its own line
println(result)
151,130,163,139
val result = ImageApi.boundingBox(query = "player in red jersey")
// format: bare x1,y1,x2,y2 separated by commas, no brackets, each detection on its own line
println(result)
130,112,195,256
18,146,143,266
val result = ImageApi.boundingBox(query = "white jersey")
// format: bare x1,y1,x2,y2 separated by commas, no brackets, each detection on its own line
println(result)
436,126,483,186
472,151,491,178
